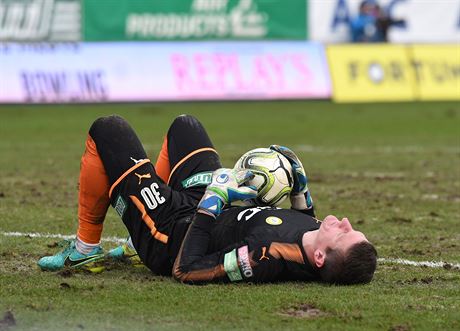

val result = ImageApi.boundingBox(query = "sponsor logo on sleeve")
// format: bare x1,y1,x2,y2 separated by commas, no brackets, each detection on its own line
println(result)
114,195,127,218
237,245,253,279
181,171,213,189
224,249,243,282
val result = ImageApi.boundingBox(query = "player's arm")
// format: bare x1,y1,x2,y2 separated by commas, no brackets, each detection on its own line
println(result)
172,168,282,284
269,145,315,217
173,211,285,284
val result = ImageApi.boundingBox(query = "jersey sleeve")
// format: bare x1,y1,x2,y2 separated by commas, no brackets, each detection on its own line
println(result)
172,212,286,284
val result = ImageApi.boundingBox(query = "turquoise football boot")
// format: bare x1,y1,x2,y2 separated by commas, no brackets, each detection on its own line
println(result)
38,240,104,272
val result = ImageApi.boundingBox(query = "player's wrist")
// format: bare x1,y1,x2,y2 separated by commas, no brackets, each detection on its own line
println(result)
290,193,307,210
290,191,314,211
197,191,225,217
197,208,217,219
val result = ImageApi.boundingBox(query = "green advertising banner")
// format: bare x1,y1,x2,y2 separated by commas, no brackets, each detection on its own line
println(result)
83,0,307,41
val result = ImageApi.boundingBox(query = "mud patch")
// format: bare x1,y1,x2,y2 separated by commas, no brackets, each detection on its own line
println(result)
397,276,435,285
429,211,440,217
386,217,412,224
280,304,328,319
443,263,453,270
0,311,16,330
390,324,410,331
26,303,52,312
59,282,71,290
47,242,59,248
400,248,425,256
57,269,75,278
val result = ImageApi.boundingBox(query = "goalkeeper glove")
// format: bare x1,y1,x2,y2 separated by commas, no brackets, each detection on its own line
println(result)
269,145,314,213
198,168,258,218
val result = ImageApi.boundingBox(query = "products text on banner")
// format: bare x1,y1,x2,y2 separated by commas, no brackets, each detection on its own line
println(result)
83,0,307,41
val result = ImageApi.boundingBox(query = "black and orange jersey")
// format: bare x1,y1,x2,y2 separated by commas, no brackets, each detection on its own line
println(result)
173,206,321,284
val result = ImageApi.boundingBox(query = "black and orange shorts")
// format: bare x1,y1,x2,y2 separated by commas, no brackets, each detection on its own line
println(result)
89,115,221,275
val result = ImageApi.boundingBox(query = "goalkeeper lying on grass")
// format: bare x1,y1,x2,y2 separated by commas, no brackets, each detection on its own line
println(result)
38,115,377,284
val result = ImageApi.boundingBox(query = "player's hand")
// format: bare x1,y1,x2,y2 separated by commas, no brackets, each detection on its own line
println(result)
269,145,313,211
269,145,307,193
197,168,258,218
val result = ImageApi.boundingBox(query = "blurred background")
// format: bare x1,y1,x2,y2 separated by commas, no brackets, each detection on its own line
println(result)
0,0,459,104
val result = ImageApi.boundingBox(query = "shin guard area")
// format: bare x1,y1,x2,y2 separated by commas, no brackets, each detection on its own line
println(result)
154,135,171,183
77,135,110,244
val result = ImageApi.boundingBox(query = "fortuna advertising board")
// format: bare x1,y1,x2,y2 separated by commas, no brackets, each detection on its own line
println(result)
327,44,460,102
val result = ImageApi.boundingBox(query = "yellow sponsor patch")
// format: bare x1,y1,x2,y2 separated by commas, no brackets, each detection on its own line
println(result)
265,216,283,226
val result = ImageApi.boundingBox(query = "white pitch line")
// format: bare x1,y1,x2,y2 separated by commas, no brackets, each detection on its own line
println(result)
378,258,460,270
219,144,460,155
1,231,459,270
0,231,125,244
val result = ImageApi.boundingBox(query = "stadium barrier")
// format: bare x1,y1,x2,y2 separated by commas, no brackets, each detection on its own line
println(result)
410,45,460,101
0,0,306,42
0,0,81,42
2,0,459,44
1,42,459,104
327,44,415,103
83,0,307,41
0,41,331,103
310,0,460,43
327,44,460,103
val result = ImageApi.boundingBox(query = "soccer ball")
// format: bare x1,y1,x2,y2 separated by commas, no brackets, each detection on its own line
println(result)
234,148,293,206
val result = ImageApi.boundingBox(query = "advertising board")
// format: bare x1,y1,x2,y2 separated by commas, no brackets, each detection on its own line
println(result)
0,0,80,41
0,41,331,103
327,44,415,102
84,0,307,41
310,0,460,43
410,45,460,100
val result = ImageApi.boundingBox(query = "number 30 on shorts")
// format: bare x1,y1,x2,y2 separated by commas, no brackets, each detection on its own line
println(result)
140,183,166,210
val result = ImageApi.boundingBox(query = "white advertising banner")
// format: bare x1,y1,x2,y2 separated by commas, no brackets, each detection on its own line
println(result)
310,0,460,43
0,0,81,42
0,41,331,103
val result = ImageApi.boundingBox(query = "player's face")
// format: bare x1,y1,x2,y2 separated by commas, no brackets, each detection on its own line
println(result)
316,215,368,254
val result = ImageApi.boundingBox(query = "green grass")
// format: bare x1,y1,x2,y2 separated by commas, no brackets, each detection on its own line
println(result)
0,101,459,331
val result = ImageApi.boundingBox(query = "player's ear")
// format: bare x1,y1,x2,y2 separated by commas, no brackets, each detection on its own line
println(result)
314,249,325,268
